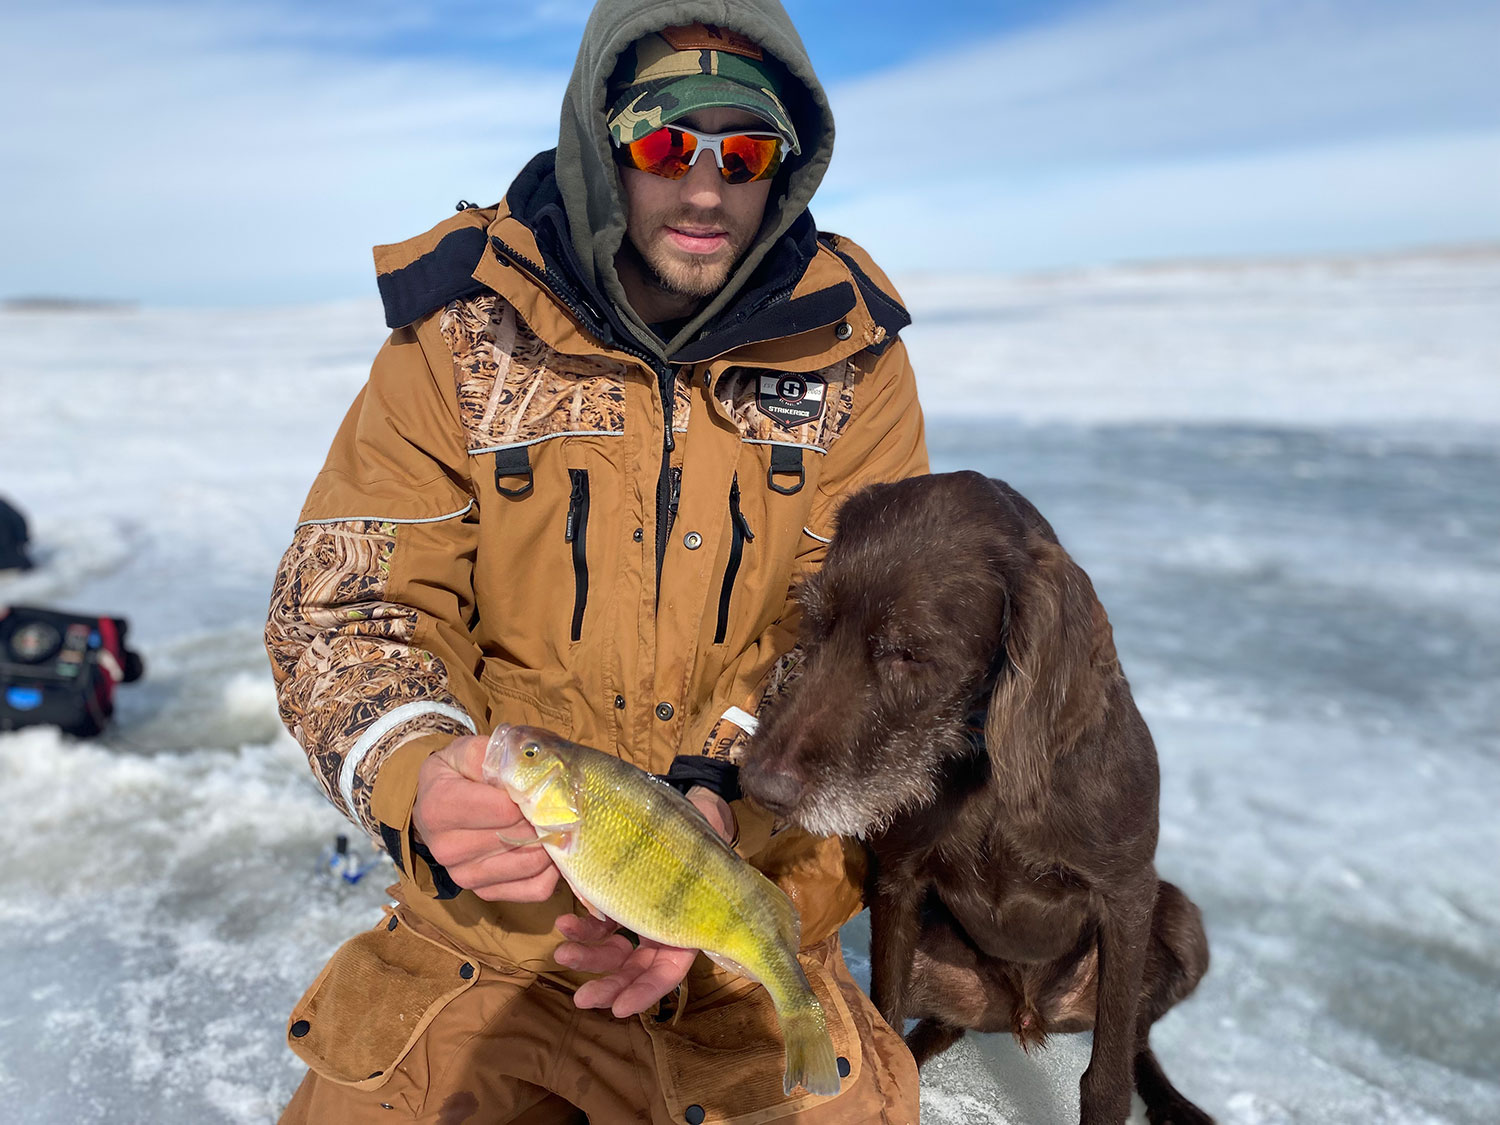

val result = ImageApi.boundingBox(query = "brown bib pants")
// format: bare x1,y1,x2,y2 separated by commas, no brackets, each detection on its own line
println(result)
279,907,918,1125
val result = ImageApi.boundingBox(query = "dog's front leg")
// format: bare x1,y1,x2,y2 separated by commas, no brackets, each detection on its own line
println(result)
867,871,923,1029
1079,880,1154,1125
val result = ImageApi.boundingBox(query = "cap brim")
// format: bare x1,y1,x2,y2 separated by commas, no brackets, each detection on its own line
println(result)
608,75,799,154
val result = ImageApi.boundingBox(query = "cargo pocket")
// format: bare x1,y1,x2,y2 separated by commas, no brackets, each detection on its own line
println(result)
286,908,480,1092
641,940,873,1125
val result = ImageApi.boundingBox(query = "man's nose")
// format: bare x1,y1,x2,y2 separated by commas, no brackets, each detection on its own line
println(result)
679,152,725,209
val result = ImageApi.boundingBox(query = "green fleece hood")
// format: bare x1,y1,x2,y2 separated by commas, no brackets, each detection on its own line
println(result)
557,0,835,357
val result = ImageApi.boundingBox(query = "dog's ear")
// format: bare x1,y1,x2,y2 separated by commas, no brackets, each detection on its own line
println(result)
983,535,1115,816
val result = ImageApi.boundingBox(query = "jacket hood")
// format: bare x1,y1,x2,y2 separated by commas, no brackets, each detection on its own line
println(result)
557,0,835,357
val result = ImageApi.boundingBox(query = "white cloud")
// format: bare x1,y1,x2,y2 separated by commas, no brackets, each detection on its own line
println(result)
0,4,568,304
1,0,1495,303
818,0,1500,270
820,130,1500,273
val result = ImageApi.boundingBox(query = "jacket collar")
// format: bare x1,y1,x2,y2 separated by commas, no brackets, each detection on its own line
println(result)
375,152,907,367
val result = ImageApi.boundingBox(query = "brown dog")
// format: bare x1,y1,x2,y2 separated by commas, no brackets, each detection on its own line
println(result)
741,471,1212,1124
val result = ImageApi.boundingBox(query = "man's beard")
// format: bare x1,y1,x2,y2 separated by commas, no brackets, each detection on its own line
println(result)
628,208,754,301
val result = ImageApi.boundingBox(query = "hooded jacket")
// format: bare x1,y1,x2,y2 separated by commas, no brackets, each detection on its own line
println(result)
266,0,928,985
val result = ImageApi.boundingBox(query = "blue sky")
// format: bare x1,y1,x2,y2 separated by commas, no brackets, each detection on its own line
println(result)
2,0,1496,305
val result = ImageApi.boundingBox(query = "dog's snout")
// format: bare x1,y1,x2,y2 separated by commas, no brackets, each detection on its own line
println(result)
742,760,805,815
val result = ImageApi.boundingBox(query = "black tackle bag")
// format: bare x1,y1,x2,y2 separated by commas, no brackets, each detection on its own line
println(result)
0,496,31,571
1,605,144,737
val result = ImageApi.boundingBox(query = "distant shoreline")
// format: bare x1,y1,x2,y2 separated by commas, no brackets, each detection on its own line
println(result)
3,297,138,313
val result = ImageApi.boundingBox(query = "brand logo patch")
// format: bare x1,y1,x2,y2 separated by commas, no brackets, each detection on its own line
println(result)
661,23,765,60
758,373,826,427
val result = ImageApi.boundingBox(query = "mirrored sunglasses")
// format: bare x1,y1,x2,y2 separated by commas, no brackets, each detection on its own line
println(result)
613,125,788,185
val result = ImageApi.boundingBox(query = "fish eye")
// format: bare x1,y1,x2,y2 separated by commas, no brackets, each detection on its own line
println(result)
522,743,539,758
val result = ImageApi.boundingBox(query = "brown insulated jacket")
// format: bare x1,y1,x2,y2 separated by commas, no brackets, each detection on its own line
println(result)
265,182,927,983
266,112,928,992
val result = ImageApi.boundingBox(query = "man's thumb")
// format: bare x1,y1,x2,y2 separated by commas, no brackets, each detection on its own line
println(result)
435,733,493,782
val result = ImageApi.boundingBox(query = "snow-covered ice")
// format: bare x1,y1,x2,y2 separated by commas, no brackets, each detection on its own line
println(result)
2,248,1497,1123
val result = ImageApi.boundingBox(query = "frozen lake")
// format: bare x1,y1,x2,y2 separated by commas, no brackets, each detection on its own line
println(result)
2,248,1498,1123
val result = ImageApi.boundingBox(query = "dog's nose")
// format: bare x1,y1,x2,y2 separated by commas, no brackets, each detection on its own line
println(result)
742,761,804,815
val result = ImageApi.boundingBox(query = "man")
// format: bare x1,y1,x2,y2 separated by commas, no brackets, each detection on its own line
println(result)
266,1,927,1120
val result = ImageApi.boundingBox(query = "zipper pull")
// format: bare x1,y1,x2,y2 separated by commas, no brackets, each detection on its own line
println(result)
729,475,755,542
566,471,585,542
665,466,684,540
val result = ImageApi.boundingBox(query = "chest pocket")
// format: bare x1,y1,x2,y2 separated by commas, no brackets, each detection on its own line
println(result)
440,295,628,457
716,359,859,454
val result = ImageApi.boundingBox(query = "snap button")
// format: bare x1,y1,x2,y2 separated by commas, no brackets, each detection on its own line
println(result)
459,962,475,980
683,531,702,550
633,527,644,542
290,1020,310,1038
837,1055,851,1077
685,1107,706,1125
834,321,853,340
615,694,626,709
656,702,675,721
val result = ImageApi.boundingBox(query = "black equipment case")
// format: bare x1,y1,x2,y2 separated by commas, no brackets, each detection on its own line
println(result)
1,605,144,737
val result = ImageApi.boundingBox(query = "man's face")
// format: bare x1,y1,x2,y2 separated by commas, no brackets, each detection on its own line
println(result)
617,107,776,318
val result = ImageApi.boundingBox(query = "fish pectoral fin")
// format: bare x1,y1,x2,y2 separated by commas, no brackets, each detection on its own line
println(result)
496,822,577,849
704,950,754,979
496,827,545,848
575,892,609,922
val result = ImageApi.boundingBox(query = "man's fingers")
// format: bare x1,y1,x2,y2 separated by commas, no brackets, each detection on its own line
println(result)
434,733,493,781
573,972,629,1010
609,945,697,1018
555,913,619,945
418,775,527,835
469,864,561,903
554,933,636,974
424,825,547,870
449,845,557,891
569,941,697,1016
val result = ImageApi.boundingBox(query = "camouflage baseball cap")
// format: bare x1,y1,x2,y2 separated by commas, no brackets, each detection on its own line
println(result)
607,23,800,154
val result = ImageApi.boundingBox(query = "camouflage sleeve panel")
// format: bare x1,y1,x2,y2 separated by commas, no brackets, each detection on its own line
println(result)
266,514,479,841
698,645,807,859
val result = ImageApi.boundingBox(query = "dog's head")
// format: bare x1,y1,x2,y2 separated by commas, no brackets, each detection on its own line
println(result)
741,471,1114,839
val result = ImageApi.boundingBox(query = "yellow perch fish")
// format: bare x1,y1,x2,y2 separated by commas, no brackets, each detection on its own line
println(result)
484,723,840,1098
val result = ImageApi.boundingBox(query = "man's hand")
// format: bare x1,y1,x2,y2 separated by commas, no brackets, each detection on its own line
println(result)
410,734,561,903
554,786,737,1017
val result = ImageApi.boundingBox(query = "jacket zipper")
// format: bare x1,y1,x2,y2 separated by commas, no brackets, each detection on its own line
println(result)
565,469,590,641
653,365,678,605
490,237,691,604
664,465,683,542
714,474,755,644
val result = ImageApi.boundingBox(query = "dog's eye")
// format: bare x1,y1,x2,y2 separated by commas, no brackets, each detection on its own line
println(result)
875,642,925,667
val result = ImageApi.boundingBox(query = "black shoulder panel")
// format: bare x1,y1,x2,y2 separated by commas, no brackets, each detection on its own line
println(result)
377,225,489,329
672,283,856,364
832,249,911,356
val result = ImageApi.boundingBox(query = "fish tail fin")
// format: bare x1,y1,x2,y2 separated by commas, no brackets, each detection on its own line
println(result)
779,1001,840,1097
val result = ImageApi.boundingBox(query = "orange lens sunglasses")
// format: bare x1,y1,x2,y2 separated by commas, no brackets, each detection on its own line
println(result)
614,124,788,185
